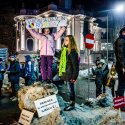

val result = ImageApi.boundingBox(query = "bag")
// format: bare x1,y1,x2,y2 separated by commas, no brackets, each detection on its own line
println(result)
25,61,33,77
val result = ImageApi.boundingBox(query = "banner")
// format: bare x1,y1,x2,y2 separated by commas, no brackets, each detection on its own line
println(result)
26,16,67,29
34,94,60,118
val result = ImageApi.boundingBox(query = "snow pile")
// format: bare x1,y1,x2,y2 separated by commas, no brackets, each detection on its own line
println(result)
58,96,121,125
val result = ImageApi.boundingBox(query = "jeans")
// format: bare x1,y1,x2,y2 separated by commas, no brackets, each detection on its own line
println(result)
111,79,115,97
10,78,20,97
67,81,75,102
117,71,125,96
95,79,102,97
40,56,53,81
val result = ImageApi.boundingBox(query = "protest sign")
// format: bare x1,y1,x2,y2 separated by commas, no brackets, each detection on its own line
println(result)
113,96,125,109
18,109,34,125
26,16,67,29
34,94,59,118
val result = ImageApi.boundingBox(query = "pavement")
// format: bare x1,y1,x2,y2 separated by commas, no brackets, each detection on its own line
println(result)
0,78,125,125
0,93,20,125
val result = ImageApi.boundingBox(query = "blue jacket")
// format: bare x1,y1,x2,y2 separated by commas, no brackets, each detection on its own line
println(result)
0,64,4,80
25,55,36,81
8,60,20,81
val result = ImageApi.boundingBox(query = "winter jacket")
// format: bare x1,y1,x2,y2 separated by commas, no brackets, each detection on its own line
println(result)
8,60,20,81
60,49,79,81
102,64,109,78
0,64,4,80
92,67,103,84
114,35,125,72
25,55,36,81
28,27,66,56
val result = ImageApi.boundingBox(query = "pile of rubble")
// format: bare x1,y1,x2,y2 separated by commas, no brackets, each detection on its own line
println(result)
18,82,63,125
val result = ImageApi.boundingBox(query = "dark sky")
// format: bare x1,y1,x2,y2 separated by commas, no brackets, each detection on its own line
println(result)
0,0,124,11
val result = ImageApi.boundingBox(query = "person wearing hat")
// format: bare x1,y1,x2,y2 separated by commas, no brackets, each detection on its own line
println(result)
100,59,109,94
0,58,5,98
114,27,125,99
24,55,36,85
92,61,103,97
7,55,20,101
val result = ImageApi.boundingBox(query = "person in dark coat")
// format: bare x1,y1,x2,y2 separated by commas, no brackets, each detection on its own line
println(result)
100,59,109,94
24,55,36,86
59,35,79,111
0,58,5,98
114,27,125,97
92,62,103,97
7,55,20,101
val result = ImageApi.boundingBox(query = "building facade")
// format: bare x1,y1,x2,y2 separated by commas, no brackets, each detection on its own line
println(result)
14,3,103,63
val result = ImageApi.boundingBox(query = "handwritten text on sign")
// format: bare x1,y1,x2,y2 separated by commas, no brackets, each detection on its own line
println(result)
113,96,125,109
26,16,67,29
34,94,60,118
18,109,34,125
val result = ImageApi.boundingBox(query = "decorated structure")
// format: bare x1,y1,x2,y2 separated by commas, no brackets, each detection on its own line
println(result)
14,2,103,63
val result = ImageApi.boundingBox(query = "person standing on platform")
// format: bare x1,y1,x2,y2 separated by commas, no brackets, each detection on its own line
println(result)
59,35,79,111
27,26,66,83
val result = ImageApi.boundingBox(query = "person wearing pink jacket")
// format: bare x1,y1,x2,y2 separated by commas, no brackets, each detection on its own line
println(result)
27,27,66,83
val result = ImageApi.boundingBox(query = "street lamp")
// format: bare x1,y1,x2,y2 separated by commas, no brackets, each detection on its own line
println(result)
107,4,124,63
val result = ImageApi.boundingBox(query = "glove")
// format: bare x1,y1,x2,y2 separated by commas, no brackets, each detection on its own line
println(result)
70,79,76,84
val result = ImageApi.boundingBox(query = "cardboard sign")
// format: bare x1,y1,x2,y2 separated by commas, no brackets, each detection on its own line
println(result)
34,94,59,118
26,16,67,29
113,96,125,109
18,109,34,125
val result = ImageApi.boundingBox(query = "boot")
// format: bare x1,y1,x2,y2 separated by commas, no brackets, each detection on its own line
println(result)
64,101,75,111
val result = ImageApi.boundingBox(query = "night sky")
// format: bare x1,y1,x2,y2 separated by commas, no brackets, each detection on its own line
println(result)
0,0,124,11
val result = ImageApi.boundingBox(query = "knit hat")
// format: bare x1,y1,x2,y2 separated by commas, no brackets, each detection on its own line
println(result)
119,27,125,35
100,59,106,64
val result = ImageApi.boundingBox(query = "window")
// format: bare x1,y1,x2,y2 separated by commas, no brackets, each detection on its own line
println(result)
26,38,34,51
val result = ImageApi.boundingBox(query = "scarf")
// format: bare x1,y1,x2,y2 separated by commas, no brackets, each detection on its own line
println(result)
59,47,67,76
119,35,125,40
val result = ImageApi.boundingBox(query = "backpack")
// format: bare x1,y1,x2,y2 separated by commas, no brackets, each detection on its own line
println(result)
25,61,34,77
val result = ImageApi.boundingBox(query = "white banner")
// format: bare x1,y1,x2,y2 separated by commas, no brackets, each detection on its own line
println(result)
26,16,67,29
34,94,60,118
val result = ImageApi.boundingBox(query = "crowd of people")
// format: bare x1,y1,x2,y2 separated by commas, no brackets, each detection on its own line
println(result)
0,25,125,112
91,27,125,111
0,28,79,111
